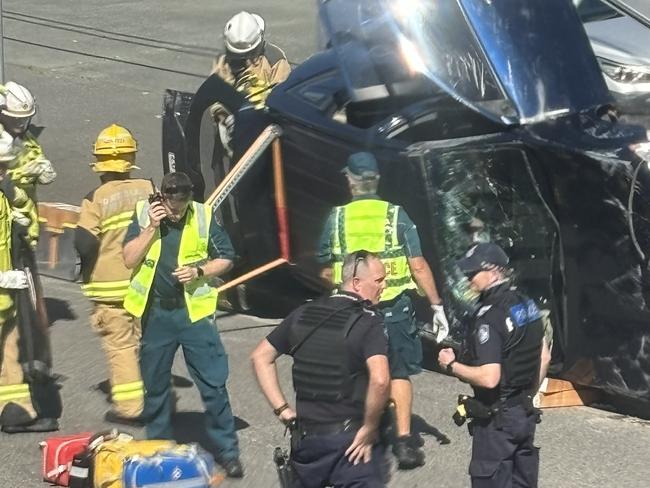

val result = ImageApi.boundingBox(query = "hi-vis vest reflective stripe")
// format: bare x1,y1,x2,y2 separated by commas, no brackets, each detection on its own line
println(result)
331,199,415,302
0,383,31,403
0,193,13,312
111,380,144,403
81,209,141,300
123,201,218,323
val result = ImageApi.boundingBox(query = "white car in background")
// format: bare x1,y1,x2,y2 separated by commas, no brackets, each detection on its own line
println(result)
576,0,650,125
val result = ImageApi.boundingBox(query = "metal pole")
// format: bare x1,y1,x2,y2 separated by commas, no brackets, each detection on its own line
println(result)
0,0,4,83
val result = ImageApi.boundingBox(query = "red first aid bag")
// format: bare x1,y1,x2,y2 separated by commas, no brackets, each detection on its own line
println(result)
40,432,93,486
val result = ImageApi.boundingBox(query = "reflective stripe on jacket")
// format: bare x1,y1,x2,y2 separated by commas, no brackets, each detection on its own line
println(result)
123,200,218,322
331,199,415,302
111,380,144,403
78,179,154,302
0,191,13,312
0,383,31,403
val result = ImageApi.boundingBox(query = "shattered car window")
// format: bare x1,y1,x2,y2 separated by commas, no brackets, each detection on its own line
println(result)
412,144,559,335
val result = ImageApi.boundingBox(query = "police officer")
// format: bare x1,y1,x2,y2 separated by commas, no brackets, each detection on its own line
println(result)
122,172,243,478
251,251,390,487
319,151,448,469
75,124,154,424
438,242,551,488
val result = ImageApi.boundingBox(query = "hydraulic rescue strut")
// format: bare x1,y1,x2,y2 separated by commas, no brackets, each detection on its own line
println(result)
204,124,291,293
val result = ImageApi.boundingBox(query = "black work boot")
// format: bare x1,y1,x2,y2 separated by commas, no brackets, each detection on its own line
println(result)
392,435,425,470
104,409,145,428
221,458,244,478
2,417,59,434
0,402,34,426
1,404,59,434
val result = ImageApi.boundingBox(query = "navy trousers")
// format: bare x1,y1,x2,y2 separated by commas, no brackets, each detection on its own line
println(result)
291,430,387,488
139,305,239,461
469,405,539,488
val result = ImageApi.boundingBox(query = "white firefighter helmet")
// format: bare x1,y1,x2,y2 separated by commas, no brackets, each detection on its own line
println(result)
0,131,16,164
223,11,265,56
0,81,36,118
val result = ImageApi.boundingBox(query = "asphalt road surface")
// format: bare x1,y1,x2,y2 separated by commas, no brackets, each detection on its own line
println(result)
2,0,318,204
2,2,650,487
2,276,650,487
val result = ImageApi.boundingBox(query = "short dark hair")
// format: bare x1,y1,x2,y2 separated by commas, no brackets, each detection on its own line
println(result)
161,172,193,200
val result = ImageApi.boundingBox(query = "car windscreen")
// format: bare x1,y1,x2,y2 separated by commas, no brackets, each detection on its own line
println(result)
320,0,612,125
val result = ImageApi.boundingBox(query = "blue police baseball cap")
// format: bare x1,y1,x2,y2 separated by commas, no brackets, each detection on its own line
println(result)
343,152,379,179
456,242,509,275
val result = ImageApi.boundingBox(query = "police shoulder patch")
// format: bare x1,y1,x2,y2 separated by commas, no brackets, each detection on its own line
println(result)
478,324,490,344
509,300,542,327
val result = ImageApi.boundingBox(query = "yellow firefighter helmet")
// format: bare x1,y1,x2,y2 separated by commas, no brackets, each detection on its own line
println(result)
91,124,139,173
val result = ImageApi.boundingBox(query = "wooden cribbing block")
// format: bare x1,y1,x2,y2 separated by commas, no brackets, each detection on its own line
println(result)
537,378,601,409
36,202,80,280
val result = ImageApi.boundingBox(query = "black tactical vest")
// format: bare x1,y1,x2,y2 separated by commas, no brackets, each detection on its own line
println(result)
289,298,367,404
480,285,545,400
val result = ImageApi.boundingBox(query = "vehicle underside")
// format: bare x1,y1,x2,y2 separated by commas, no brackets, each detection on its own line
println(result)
162,0,650,407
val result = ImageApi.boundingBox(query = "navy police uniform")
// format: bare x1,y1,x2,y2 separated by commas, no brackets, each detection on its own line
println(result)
461,282,544,488
267,291,388,488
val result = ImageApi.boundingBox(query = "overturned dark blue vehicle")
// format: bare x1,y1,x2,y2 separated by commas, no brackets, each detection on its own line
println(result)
162,0,650,409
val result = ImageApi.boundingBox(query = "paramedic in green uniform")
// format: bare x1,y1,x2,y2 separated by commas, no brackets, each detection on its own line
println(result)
122,172,243,478
318,152,448,470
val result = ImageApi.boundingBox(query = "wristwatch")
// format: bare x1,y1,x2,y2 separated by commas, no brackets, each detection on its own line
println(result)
195,266,204,278
446,360,457,375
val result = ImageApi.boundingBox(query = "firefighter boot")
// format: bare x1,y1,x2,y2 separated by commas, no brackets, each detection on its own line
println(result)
0,402,58,433
392,435,425,470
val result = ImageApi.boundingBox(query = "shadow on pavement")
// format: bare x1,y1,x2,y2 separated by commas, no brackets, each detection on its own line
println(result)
172,412,249,455
45,297,77,324
411,413,451,445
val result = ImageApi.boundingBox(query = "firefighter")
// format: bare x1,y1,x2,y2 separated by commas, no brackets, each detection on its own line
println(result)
0,81,56,246
123,172,243,478
318,152,449,469
0,131,58,433
210,11,292,159
211,11,291,106
74,124,153,424
438,243,551,488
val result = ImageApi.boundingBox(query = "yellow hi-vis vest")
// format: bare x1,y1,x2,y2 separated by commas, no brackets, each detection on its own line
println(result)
0,191,14,314
123,200,219,323
331,199,416,302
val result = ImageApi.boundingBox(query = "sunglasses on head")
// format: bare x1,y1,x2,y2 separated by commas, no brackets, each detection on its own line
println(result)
352,250,370,279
